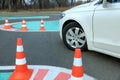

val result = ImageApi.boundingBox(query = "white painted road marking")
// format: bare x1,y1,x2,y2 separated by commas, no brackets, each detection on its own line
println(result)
0,65,97,80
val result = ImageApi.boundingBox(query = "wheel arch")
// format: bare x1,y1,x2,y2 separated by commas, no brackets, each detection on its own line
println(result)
62,20,86,36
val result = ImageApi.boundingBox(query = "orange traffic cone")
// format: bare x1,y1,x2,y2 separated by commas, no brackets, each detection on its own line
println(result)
40,19,45,31
4,17,11,29
21,19,28,31
9,38,33,80
70,48,84,80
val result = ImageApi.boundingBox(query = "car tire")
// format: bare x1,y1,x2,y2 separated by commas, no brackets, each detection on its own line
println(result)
62,22,87,51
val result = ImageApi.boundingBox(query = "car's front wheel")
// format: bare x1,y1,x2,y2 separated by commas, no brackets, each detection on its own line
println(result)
62,22,87,50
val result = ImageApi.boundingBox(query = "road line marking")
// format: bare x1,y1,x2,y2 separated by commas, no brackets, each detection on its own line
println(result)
34,69,49,80
0,65,97,80
30,68,39,80
0,16,50,20
0,66,15,70
55,72,71,80
43,68,60,80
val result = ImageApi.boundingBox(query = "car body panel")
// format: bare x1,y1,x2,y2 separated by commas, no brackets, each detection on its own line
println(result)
93,2,120,58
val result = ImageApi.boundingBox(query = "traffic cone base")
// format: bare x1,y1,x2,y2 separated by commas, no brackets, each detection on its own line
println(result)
9,69,33,80
4,25,11,29
21,27,28,31
40,26,45,31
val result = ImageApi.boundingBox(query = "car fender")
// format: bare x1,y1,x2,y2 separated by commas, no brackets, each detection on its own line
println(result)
60,12,94,50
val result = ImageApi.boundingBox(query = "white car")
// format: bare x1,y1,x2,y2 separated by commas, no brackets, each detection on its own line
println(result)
59,0,120,58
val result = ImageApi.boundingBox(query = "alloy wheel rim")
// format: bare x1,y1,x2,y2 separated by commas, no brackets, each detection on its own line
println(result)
66,27,86,49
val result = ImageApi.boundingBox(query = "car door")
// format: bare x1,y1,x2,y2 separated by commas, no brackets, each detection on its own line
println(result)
93,0,120,53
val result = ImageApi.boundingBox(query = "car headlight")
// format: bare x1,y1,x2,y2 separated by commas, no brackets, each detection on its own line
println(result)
60,13,66,19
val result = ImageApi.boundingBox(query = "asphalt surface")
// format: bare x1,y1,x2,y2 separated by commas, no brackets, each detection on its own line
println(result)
0,13,120,80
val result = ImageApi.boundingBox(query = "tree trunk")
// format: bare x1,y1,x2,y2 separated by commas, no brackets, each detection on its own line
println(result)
71,0,74,5
13,0,17,11
8,0,17,12
56,0,68,7
23,0,28,9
